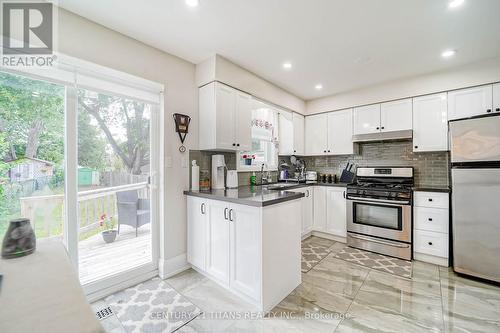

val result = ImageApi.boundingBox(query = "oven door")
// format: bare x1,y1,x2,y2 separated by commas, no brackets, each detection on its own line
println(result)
346,197,411,242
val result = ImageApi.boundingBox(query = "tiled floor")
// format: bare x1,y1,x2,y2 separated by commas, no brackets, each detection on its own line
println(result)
95,236,500,332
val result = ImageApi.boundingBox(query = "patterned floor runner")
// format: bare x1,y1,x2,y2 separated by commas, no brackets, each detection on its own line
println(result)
104,277,202,333
332,246,412,279
301,242,331,273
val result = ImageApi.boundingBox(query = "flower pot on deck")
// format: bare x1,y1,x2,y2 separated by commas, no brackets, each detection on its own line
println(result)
102,230,117,243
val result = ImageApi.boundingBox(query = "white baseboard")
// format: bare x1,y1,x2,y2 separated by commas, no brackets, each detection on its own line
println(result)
414,253,449,267
312,231,346,244
159,253,190,279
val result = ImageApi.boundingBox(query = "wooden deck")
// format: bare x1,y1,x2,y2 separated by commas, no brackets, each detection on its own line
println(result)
78,224,151,285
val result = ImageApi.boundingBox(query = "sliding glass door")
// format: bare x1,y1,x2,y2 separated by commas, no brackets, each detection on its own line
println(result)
0,65,161,293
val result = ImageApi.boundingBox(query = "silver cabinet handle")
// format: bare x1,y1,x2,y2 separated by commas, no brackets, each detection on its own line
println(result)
343,191,346,199
229,209,234,222
200,203,206,214
306,190,309,197
224,208,228,220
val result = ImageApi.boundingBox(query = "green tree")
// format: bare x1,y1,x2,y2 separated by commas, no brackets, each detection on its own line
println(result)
78,111,107,170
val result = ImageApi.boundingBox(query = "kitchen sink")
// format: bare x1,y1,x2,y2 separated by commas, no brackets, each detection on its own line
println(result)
265,183,300,190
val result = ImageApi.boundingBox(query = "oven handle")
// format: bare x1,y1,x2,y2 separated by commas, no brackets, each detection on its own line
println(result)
347,196,410,205
349,234,410,248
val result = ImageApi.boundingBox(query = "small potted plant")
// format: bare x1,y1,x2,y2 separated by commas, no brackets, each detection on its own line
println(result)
100,213,117,243
242,154,256,166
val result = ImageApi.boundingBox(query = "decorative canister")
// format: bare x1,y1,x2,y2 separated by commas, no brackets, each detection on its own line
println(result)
1,218,36,259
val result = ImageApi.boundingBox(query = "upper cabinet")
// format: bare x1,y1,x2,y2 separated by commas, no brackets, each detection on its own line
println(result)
327,109,356,155
493,83,500,113
306,110,356,156
278,110,294,156
305,113,328,155
413,93,448,152
354,99,412,135
380,99,412,132
292,113,305,155
199,82,252,151
278,111,305,156
353,104,381,135
448,85,493,121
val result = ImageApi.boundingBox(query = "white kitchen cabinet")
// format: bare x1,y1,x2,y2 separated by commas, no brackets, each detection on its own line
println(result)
327,109,356,155
199,82,252,151
380,99,412,132
206,200,230,284
448,85,493,120
290,187,314,236
413,191,450,266
229,203,261,301
313,186,327,231
305,113,328,155
412,93,448,152
278,110,294,155
325,187,347,238
353,104,381,135
186,196,301,311
235,91,253,151
292,113,305,155
187,196,208,271
493,83,500,113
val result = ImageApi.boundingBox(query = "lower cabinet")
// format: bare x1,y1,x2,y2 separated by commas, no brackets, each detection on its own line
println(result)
413,191,450,266
290,187,313,236
313,186,347,239
187,196,302,311
326,187,347,238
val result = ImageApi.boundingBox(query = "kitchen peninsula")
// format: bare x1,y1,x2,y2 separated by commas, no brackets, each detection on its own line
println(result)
183,186,304,311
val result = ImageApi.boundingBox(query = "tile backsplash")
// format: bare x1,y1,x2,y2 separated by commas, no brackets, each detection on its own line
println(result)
285,141,449,188
189,140,449,189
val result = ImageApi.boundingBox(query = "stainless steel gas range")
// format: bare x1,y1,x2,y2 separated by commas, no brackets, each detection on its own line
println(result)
346,167,414,260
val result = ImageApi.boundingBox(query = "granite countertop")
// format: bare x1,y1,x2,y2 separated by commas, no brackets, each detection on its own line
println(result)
184,186,305,207
412,186,451,193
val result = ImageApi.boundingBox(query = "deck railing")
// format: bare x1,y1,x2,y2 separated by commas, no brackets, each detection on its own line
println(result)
19,182,149,238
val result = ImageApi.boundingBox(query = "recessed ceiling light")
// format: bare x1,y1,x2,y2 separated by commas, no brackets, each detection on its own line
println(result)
441,50,456,58
448,0,465,8
185,0,200,7
282,62,292,70
315,84,323,90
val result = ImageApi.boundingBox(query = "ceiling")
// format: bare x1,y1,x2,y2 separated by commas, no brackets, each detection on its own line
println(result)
58,0,500,100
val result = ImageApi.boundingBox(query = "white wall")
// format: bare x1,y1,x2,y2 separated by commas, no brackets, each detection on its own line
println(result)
197,54,306,114
58,9,197,273
307,57,500,114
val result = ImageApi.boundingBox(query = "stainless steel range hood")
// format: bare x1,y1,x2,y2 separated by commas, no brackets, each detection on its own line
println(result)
352,129,413,143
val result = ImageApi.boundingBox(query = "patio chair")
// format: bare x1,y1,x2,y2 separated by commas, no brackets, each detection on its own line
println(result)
116,190,150,237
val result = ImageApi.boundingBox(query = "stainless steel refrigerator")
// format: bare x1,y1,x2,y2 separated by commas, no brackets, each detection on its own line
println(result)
450,113,500,283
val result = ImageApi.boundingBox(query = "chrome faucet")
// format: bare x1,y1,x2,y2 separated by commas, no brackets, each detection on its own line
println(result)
260,163,270,185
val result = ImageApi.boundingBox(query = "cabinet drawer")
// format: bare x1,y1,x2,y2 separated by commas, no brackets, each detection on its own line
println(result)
414,207,449,234
414,192,449,209
414,230,448,258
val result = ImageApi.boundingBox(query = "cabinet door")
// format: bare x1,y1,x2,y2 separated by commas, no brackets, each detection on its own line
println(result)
305,114,328,155
293,113,305,155
328,109,354,155
216,83,236,150
206,200,230,284
187,197,208,270
413,93,448,152
303,188,314,235
326,188,347,237
313,186,326,231
229,204,261,301
235,91,253,151
448,85,493,120
380,99,412,132
278,110,294,155
353,104,381,135
494,83,500,113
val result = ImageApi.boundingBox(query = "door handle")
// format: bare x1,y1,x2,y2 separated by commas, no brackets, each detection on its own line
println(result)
229,209,234,222
224,208,228,220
